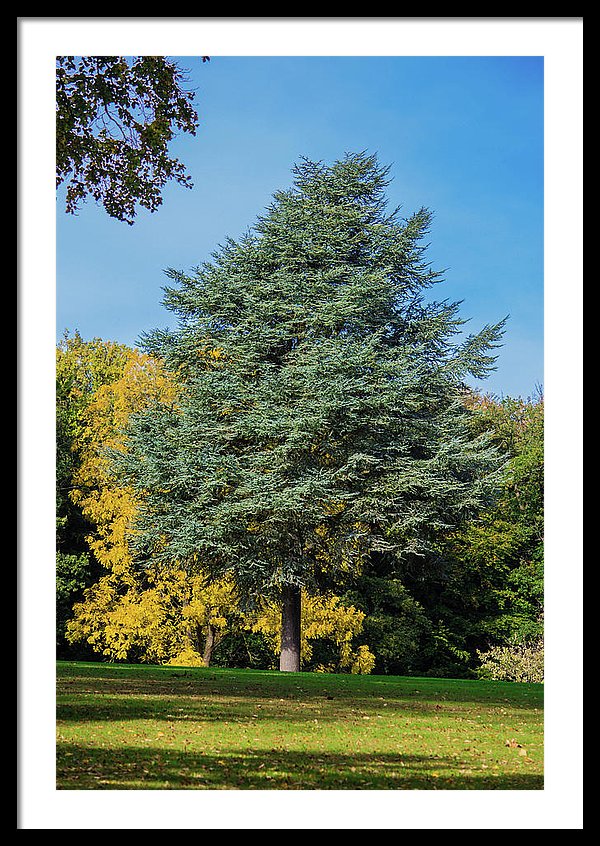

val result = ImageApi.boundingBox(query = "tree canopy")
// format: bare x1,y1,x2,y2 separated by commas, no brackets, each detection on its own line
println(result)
114,152,508,671
56,56,206,224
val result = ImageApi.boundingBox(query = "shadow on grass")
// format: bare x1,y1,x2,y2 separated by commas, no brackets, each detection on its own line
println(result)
57,670,543,728
57,692,544,728
56,662,543,708
56,742,544,791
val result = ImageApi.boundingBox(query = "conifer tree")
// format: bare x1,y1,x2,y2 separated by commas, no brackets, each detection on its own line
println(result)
117,152,507,671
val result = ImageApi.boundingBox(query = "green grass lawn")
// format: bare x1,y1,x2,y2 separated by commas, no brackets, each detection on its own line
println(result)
56,661,543,790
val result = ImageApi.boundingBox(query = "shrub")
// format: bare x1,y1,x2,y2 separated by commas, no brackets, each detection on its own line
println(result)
350,644,377,675
476,639,544,683
166,646,205,668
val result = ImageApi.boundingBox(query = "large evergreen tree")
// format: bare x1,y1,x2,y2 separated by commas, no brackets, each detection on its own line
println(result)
117,153,507,671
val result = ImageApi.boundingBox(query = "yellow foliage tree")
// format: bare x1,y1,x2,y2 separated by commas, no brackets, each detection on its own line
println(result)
168,574,239,667
69,351,178,576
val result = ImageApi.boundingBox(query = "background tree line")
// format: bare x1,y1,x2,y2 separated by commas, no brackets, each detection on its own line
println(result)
56,329,543,680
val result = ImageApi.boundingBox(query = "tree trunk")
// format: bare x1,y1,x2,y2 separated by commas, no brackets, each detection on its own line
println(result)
203,624,216,667
279,584,301,672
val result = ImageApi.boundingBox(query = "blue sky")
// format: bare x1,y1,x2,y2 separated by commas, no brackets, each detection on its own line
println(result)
57,54,544,399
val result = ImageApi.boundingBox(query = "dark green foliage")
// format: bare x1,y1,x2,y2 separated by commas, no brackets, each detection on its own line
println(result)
56,56,200,224
402,391,544,673
343,554,435,675
116,153,507,651
354,580,434,676
212,629,276,671
56,552,100,659
56,384,90,557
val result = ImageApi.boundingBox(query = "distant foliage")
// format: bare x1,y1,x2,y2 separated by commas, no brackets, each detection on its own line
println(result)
68,568,186,664
69,349,178,565
56,330,133,533
476,639,544,683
